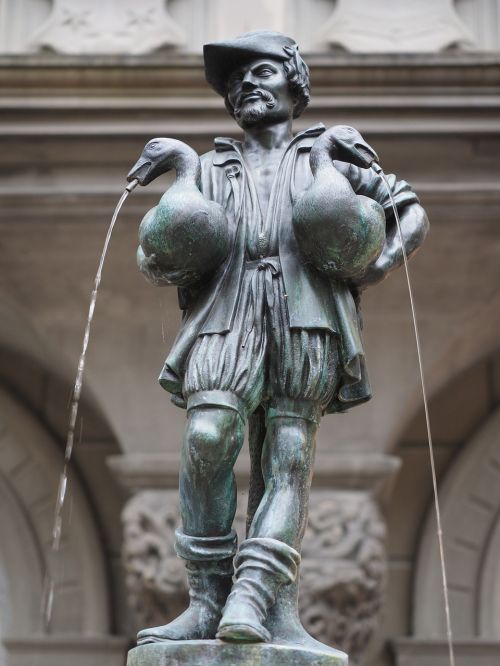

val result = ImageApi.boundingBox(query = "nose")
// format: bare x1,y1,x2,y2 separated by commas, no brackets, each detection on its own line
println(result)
241,70,257,91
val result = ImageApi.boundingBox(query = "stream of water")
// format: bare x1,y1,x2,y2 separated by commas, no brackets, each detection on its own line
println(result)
42,179,138,630
372,164,455,666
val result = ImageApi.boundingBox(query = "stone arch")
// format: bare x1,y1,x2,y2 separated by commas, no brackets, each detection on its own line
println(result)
387,289,500,452
0,293,127,663
389,347,500,664
480,506,500,637
0,464,44,636
0,386,110,642
413,405,500,639
0,293,118,445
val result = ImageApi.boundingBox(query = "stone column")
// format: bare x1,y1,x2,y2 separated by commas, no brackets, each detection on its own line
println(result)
109,451,399,665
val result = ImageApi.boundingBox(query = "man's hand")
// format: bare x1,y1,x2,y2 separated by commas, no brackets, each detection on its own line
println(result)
138,248,160,273
137,246,199,287
137,247,165,284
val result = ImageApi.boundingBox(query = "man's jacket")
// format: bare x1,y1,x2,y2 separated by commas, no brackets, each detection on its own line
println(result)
159,123,419,413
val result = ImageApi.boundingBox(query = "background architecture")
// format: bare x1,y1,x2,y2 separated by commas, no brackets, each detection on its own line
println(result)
1,1,500,664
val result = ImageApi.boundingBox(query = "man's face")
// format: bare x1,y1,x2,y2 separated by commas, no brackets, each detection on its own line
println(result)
226,58,294,130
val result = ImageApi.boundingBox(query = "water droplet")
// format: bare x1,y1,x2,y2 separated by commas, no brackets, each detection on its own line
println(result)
52,513,62,550
42,576,55,630
56,472,67,509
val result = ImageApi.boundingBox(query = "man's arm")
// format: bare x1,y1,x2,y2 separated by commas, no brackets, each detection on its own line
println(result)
340,165,430,288
355,202,429,288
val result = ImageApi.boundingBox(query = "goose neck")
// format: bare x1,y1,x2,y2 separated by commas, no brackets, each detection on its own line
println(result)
167,140,201,189
310,132,338,176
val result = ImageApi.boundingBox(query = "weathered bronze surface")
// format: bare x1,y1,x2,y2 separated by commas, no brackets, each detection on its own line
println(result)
128,639,346,666
127,30,429,663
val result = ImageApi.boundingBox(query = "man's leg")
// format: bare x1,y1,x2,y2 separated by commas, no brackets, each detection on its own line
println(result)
247,403,319,548
180,403,245,536
216,401,319,642
217,273,339,642
248,278,338,548
139,272,266,643
138,400,244,644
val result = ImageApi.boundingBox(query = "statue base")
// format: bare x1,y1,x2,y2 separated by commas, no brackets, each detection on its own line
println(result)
127,640,348,665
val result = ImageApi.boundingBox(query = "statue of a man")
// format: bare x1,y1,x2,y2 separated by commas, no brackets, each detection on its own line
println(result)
131,31,428,647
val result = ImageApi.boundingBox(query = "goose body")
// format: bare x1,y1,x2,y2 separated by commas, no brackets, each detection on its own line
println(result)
293,125,385,279
128,138,230,285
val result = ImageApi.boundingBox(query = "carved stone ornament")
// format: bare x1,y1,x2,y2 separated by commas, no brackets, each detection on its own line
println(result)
318,0,475,53
122,489,386,664
28,0,185,55
299,491,387,663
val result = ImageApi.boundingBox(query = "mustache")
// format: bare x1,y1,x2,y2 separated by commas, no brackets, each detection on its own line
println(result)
234,89,276,114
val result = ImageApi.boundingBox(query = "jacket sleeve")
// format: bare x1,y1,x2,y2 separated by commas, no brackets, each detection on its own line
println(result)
340,162,420,219
338,163,429,289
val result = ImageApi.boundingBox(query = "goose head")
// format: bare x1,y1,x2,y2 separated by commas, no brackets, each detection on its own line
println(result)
127,137,199,186
310,125,380,175
329,125,379,168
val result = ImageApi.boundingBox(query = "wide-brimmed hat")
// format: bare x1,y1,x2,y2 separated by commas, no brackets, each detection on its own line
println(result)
204,31,298,97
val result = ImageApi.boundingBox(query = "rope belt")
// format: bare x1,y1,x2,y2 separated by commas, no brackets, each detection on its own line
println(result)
242,256,281,348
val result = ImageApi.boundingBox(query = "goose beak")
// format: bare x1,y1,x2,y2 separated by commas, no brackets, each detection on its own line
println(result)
353,140,379,169
127,157,153,186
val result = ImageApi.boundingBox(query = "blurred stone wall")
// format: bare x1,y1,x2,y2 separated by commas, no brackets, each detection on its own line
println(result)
1,0,500,54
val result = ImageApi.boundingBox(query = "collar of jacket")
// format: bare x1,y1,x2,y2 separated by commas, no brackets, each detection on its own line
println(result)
212,122,326,167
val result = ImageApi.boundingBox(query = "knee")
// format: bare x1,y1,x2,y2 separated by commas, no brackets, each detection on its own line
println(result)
268,421,313,479
183,407,243,476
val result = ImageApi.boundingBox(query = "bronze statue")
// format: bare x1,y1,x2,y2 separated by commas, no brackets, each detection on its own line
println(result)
127,30,428,661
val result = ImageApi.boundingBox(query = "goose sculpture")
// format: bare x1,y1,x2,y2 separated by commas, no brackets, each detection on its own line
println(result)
293,125,386,279
128,138,230,286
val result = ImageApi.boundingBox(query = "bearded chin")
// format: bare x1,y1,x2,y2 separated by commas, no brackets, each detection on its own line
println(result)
236,100,274,128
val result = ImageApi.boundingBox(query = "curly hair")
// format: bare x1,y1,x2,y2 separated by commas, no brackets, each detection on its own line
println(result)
225,44,311,120
282,44,311,118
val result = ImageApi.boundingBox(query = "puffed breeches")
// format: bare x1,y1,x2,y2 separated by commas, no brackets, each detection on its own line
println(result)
183,258,340,423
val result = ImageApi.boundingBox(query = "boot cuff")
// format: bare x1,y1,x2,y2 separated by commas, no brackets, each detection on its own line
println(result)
235,537,301,584
175,528,238,561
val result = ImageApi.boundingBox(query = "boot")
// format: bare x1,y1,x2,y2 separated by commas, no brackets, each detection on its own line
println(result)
137,528,237,644
216,537,300,643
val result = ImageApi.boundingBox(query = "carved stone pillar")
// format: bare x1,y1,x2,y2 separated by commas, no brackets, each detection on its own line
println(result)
110,452,399,665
